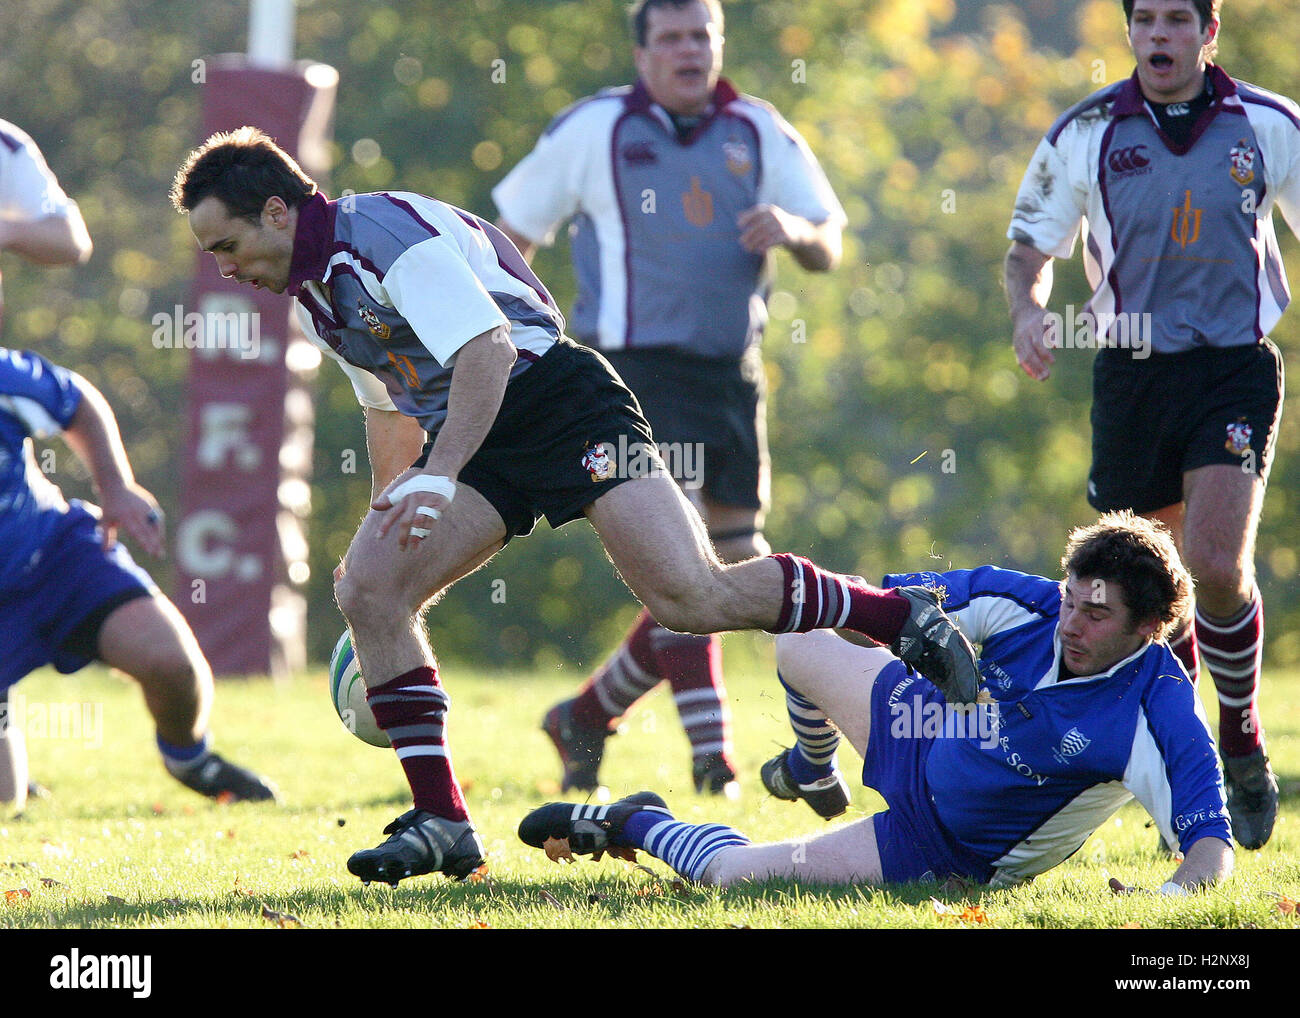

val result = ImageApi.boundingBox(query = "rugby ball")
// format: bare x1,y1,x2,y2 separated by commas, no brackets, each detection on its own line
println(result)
329,630,389,748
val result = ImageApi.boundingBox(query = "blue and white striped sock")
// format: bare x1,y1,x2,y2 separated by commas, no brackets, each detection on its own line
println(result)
158,731,213,777
778,672,840,784
640,820,750,883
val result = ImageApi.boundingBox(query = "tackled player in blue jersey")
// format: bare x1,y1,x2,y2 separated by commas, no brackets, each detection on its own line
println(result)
520,513,1233,894
171,128,975,887
0,348,277,808
1004,0,1297,849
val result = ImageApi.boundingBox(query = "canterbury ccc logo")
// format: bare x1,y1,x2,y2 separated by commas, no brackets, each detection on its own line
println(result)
1107,145,1151,173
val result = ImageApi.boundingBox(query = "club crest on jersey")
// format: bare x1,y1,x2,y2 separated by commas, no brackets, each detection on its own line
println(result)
723,138,752,176
1224,417,1253,455
1229,141,1256,185
1052,727,1092,763
581,441,615,482
357,301,391,340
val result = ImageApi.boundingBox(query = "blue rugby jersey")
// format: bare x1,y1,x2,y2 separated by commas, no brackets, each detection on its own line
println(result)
1008,66,1300,352
289,191,564,436
493,78,845,358
0,348,83,581
883,566,1230,887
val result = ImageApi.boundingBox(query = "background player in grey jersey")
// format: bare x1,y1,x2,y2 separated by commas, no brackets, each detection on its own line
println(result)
1004,0,1300,849
495,0,845,796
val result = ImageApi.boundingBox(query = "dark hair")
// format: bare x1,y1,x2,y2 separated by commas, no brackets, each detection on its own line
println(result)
1060,510,1193,640
629,0,724,46
170,126,317,221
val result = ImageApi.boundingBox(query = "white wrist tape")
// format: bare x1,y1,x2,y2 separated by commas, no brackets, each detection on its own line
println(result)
389,475,456,539
1158,881,1189,896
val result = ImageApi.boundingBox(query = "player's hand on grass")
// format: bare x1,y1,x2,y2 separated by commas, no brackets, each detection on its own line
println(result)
97,482,166,558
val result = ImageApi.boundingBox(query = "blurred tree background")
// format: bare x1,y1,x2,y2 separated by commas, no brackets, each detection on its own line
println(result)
2,0,1298,672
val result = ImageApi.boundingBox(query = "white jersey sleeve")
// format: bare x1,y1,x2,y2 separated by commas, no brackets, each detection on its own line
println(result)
492,98,620,248
293,299,397,411
379,234,510,366
1242,93,1300,239
1007,123,1095,259
748,101,846,227
0,120,73,221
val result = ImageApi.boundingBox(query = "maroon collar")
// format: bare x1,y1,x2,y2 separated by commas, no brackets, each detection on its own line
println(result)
287,190,336,293
1111,63,1237,116
624,76,741,118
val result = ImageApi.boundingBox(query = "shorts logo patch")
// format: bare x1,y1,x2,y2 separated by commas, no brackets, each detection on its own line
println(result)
1225,417,1253,455
1229,141,1256,185
581,441,615,482
357,301,391,340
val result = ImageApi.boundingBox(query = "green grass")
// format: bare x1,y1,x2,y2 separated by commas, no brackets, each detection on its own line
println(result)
2,633,1298,930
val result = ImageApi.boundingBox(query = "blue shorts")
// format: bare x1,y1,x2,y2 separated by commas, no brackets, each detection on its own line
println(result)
864,663,995,884
0,503,155,691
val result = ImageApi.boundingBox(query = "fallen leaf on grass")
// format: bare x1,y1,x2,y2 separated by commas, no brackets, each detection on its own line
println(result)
289,849,310,860
106,895,127,905
150,803,166,816
466,864,490,883
467,919,490,929
1118,922,1143,929
930,898,988,924
635,882,665,897
606,845,637,863
1274,896,1296,917
261,905,302,927
0,862,33,869
538,889,566,910
543,837,574,864
4,888,32,903
38,877,63,888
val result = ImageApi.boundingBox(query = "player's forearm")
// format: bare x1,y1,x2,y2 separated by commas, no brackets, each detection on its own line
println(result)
420,325,517,480
786,217,841,272
364,408,428,503
0,211,92,265
1003,240,1053,318
61,379,136,499
1167,836,1234,891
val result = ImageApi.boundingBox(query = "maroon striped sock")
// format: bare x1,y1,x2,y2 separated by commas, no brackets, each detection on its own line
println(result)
366,666,469,821
572,610,662,729
658,630,732,764
1167,621,1200,685
1196,594,1264,757
766,554,909,640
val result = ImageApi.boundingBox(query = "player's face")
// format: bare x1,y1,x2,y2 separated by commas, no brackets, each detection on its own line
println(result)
1058,574,1159,676
1128,0,1218,103
634,1,724,116
188,195,296,294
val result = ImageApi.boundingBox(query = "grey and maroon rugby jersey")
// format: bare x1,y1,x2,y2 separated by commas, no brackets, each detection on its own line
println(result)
1008,66,1300,353
289,191,564,435
493,78,844,359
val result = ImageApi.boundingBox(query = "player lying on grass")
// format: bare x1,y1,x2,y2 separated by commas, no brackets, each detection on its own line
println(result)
0,348,277,810
521,512,1233,893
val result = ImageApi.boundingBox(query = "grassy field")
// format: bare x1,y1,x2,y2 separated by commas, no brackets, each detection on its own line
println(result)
1,632,1298,934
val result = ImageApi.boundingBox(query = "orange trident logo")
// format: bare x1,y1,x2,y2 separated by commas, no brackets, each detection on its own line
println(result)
682,176,714,227
1171,189,1202,248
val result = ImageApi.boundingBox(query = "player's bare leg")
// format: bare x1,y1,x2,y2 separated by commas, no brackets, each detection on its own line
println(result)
1180,464,1275,848
700,816,884,887
333,481,506,884
96,595,277,802
584,475,980,704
